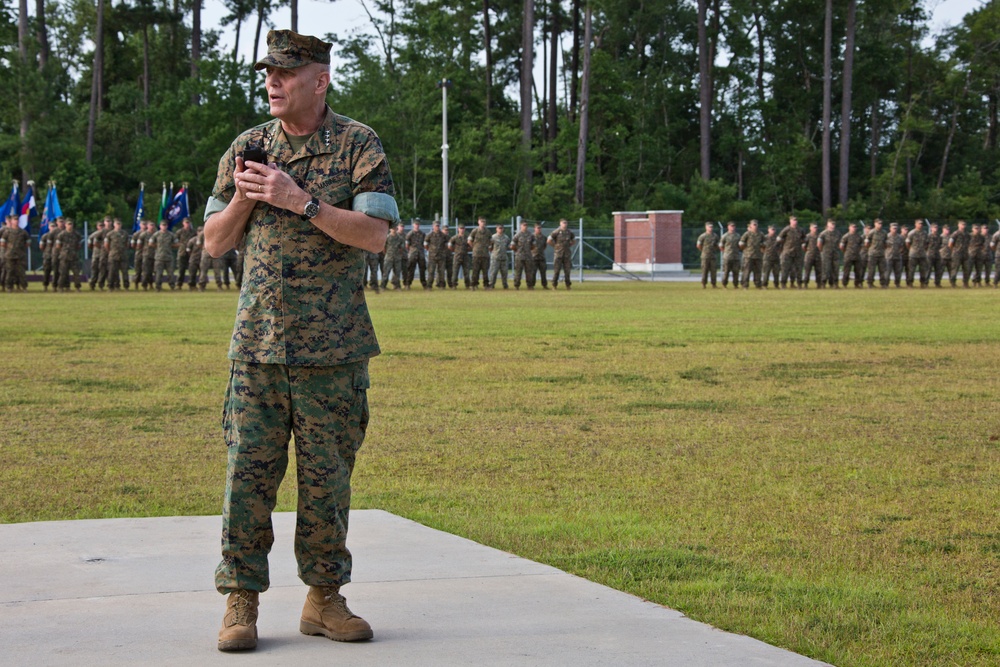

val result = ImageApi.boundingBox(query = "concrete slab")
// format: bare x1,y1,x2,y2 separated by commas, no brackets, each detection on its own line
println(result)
0,511,829,666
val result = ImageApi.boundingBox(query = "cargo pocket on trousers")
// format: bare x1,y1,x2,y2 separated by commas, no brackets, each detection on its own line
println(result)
349,363,371,453
221,361,236,435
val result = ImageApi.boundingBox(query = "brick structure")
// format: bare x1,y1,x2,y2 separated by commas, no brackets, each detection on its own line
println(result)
613,210,684,272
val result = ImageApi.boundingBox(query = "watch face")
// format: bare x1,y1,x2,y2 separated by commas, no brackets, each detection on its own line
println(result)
305,198,320,218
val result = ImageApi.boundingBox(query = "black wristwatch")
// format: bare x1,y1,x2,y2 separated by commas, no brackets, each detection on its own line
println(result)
302,196,320,219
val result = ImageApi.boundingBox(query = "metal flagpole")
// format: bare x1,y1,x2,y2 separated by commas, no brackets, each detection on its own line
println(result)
437,79,452,229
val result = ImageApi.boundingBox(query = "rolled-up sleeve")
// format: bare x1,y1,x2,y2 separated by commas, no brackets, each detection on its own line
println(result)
353,192,399,224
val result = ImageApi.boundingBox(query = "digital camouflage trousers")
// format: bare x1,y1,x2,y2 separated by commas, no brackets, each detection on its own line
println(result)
216,359,370,594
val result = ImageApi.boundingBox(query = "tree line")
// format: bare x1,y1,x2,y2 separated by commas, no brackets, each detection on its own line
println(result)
2,0,999,231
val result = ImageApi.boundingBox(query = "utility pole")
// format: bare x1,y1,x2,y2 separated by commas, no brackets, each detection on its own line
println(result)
437,79,453,227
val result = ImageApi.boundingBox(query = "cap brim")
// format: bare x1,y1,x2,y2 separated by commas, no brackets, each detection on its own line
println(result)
254,54,307,71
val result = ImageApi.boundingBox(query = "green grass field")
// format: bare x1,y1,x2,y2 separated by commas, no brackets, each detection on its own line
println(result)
0,282,997,666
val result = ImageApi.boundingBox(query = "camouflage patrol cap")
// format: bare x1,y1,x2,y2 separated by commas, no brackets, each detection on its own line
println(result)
254,30,332,71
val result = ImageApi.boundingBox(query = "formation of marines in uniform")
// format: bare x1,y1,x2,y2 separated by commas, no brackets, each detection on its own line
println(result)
2,214,244,292
3,212,577,293
367,216,577,291
697,217,1000,289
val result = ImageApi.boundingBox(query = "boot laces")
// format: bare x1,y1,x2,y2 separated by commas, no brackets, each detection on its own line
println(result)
321,587,359,619
230,590,256,625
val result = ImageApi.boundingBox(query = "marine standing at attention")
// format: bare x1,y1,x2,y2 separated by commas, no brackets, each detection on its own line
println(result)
467,217,491,290
448,223,471,289
202,30,399,652
718,221,741,289
905,219,929,288
510,219,536,290
548,218,576,289
424,219,448,290
839,222,864,288
489,224,511,289
696,221,719,288
816,219,840,289
776,216,805,289
738,219,764,289
801,223,821,288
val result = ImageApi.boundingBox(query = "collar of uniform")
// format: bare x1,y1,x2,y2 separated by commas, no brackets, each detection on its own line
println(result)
266,105,340,165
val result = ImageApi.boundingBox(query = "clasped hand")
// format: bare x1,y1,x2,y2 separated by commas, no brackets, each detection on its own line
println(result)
234,157,308,214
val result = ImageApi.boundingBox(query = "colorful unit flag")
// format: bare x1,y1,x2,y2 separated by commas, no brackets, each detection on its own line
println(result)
158,182,169,222
165,186,189,229
18,182,36,230
40,183,63,237
133,183,145,232
0,181,19,219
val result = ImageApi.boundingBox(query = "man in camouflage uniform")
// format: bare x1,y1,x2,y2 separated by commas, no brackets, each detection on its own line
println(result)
405,219,426,289
88,217,109,290
979,224,993,287
424,220,448,289
488,224,510,289
131,221,149,289
363,251,381,292
991,226,1000,287
695,222,718,288
885,223,905,287
198,233,224,290
148,220,178,291
104,218,131,290
864,218,889,288
948,219,971,287
55,218,83,291
140,220,158,289
220,247,239,289
718,221,741,288
440,222,453,288
467,217,491,289
859,222,871,278
174,218,197,286
761,225,780,288
816,219,840,289
968,223,985,286
905,219,929,288
800,222,821,287
927,222,943,287
186,226,204,290
510,219,536,289
381,223,405,290
900,224,910,271
838,222,864,288
940,225,952,285
548,218,576,289
531,222,548,289
448,223,470,289
2,215,29,291
738,219,764,289
776,216,805,288
39,217,62,291
203,30,396,652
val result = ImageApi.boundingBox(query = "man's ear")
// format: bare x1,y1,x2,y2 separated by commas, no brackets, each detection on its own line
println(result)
316,67,331,95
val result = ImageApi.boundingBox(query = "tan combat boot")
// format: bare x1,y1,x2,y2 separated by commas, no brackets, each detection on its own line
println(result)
217,590,259,651
299,586,373,642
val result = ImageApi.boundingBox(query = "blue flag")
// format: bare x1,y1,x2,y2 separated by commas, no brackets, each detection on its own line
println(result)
165,186,189,229
18,183,36,230
133,184,145,232
0,181,19,219
40,184,63,238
